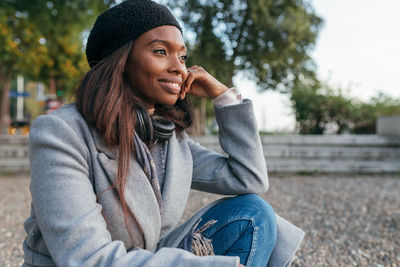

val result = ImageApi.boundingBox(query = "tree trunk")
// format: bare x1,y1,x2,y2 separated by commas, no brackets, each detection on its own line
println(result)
200,98,206,135
49,76,57,99
192,108,201,136
227,69,234,88
192,98,208,136
0,73,12,133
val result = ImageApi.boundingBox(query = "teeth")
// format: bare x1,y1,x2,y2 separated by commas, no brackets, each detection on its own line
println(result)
160,81,180,88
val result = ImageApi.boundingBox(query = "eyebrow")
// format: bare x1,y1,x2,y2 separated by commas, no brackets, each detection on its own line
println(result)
147,39,186,51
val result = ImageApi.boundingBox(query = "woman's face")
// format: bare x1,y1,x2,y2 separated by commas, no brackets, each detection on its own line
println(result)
126,25,188,109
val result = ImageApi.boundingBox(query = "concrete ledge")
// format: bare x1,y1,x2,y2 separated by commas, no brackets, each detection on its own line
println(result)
194,135,400,174
0,135,30,173
266,159,400,174
196,134,400,147
1,134,400,174
0,135,29,145
377,115,400,137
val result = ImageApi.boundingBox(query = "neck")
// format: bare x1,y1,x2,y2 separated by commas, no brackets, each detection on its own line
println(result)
147,106,155,115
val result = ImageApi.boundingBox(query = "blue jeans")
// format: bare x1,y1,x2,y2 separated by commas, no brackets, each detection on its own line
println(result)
195,194,277,267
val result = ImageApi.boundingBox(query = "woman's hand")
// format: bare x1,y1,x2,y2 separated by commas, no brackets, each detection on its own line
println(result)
238,264,245,267
180,65,229,100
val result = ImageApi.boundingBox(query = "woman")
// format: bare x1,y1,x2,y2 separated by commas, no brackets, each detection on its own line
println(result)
23,1,304,266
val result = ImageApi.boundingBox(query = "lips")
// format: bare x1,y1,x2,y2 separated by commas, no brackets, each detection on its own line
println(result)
158,78,182,94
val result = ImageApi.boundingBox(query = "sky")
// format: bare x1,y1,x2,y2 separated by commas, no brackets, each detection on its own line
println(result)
236,0,400,132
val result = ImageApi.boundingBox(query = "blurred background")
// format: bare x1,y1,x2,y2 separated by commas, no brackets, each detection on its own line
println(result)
0,0,399,266
0,0,399,136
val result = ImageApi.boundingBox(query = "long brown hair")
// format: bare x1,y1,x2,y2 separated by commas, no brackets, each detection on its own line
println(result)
75,40,193,245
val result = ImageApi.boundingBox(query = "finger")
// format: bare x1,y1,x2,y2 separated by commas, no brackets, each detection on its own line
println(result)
184,71,196,92
179,85,185,100
187,65,199,71
179,87,186,100
180,77,192,99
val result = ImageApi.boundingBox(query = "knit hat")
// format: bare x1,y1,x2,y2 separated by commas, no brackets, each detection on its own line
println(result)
86,0,182,68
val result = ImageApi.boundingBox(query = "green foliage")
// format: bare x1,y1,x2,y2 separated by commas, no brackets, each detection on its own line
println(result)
0,7,48,80
297,169,318,176
352,93,400,134
291,81,400,134
163,0,322,135
164,0,323,92
0,6,49,129
183,14,225,134
290,81,355,134
2,0,116,96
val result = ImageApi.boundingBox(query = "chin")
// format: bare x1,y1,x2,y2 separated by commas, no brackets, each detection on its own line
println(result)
157,96,180,106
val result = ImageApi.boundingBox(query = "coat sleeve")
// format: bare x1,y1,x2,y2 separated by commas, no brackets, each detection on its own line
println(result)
189,99,269,195
28,114,239,267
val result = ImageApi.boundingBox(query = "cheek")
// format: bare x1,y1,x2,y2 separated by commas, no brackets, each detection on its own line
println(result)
138,60,163,85
147,60,164,75
128,60,154,87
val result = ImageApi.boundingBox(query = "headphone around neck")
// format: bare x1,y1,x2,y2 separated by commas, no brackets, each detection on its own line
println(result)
136,108,175,143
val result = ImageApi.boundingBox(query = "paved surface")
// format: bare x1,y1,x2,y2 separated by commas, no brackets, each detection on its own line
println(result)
1,174,399,266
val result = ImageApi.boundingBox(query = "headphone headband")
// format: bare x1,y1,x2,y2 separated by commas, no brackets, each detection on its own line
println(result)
136,108,175,143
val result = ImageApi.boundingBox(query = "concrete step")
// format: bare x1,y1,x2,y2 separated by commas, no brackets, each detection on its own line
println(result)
266,159,400,174
260,135,400,147
195,135,400,147
262,146,400,159
0,146,29,158
0,135,29,146
194,135,400,174
0,158,30,172
0,135,399,174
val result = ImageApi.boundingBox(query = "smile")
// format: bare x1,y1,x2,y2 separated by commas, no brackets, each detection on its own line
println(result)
158,80,181,94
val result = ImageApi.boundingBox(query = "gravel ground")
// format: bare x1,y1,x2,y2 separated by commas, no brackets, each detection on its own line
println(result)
1,174,399,266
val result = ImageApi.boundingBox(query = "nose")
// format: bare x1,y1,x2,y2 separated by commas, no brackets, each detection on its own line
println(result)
167,56,186,77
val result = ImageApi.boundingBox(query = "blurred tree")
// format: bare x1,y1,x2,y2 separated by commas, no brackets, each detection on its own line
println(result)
291,81,400,134
290,82,355,134
0,7,48,130
3,0,115,97
164,0,323,134
352,93,400,134
184,11,231,134
165,0,322,91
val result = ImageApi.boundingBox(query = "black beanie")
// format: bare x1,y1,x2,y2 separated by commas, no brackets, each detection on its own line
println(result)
86,0,182,68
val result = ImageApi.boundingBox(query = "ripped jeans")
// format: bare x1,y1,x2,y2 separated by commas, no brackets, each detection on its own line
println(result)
195,194,277,267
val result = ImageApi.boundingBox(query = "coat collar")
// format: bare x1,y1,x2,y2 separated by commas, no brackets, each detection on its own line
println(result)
90,128,119,159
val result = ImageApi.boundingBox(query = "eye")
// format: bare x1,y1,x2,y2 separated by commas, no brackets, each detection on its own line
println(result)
180,55,188,62
153,49,167,55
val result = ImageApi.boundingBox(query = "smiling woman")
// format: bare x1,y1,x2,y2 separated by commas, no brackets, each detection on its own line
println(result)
126,26,230,111
126,26,189,108
22,1,304,267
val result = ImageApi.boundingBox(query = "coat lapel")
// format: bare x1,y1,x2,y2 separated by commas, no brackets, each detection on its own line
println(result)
159,132,193,237
91,128,161,251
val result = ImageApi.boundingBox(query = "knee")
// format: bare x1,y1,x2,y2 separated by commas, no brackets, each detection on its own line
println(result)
215,194,276,230
235,194,276,227
236,194,274,216
238,194,276,232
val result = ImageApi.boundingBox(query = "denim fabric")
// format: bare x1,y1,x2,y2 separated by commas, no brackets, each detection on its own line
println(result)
196,194,277,267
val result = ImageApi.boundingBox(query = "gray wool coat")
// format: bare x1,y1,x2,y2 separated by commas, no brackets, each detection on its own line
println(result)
23,100,304,267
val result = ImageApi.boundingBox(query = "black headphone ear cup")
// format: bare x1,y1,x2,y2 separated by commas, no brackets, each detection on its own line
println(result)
152,116,175,141
136,108,153,142
136,108,175,143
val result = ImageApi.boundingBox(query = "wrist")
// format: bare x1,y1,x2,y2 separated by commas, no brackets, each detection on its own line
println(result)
213,87,242,107
211,85,229,98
